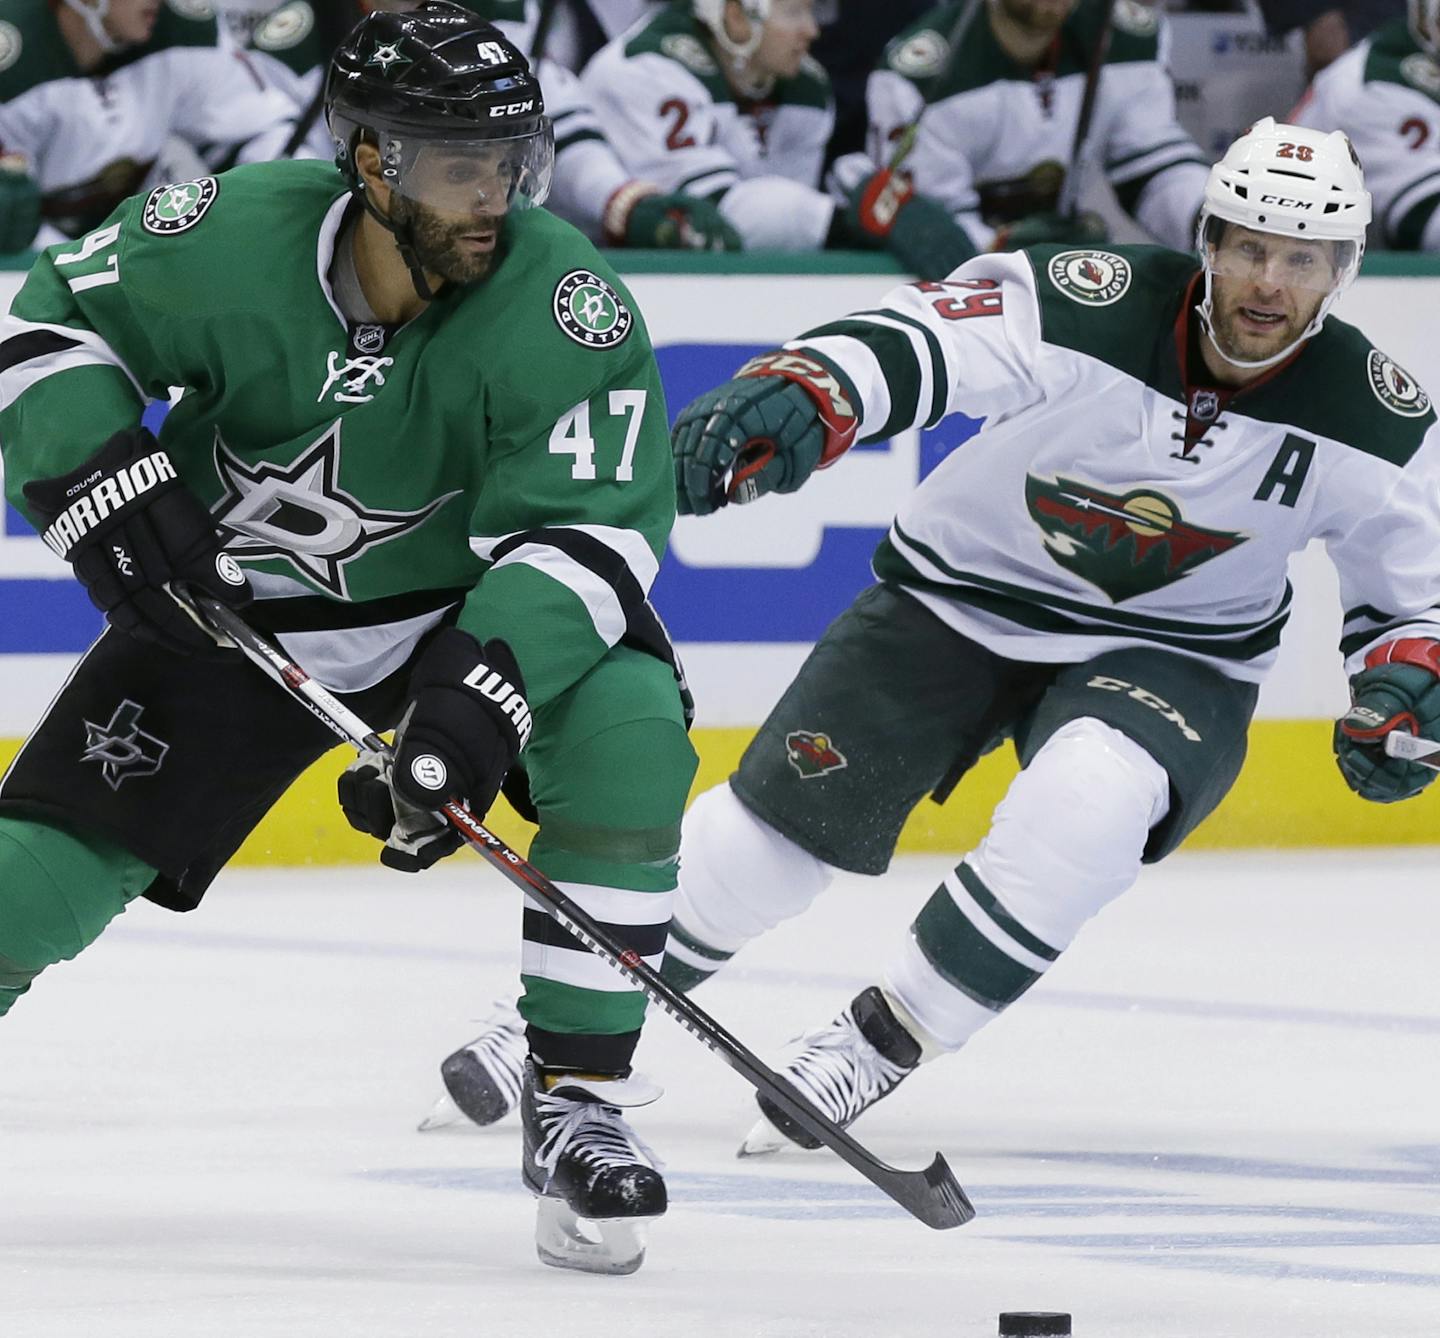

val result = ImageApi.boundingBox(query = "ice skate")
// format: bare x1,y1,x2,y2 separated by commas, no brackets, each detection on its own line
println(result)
521,1059,666,1275
739,986,922,1156
417,999,527,1131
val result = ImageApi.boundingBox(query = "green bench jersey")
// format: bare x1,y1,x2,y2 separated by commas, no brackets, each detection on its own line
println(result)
0,158,676,708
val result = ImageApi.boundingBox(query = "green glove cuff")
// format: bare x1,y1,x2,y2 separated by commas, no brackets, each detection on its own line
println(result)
886,193,978,280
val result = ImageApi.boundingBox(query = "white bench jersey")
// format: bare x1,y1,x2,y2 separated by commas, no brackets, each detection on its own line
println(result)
1292,19,1440,252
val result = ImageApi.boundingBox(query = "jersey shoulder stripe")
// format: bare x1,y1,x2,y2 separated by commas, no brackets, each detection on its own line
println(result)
1362,20,1440,103
884,0,1159,106
622,5,731,101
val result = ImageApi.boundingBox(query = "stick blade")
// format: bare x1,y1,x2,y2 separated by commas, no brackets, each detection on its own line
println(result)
892,1153,975,1230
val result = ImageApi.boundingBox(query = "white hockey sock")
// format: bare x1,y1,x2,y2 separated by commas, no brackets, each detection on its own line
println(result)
884,718,1170,1052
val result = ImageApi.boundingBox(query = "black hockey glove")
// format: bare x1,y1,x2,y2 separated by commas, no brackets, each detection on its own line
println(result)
22,426,251,657
338,627,531,873
1333,638,1440,803
671,352,859,516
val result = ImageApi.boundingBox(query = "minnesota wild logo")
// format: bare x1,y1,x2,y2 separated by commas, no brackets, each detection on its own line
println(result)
785,730,848,779
552,270,633,349
1026,475,1246,603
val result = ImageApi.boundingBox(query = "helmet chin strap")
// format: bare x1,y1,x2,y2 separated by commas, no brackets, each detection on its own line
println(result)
1196,263,1336,372
61,0,119,52
355,186,440,303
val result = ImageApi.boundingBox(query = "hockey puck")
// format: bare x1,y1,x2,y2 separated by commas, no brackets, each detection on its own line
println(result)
999,1314,1071,1337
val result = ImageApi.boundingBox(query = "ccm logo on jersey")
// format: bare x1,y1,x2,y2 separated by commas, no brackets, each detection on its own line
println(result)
463,661,533,746
491,100,535,116
41,450,178,559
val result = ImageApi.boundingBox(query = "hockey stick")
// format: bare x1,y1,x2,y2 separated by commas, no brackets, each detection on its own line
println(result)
1055,0,1116,221
1384,731,1440,770
179,590,976,1231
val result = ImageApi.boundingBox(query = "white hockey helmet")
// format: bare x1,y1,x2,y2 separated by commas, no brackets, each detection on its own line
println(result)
1409,0,1440,56
693,0,772,65
1197,117,1372,368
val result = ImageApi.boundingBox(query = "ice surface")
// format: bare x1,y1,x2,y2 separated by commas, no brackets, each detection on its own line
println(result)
4,850,1437,1337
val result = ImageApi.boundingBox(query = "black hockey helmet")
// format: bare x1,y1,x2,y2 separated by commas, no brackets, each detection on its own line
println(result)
326,1,553,216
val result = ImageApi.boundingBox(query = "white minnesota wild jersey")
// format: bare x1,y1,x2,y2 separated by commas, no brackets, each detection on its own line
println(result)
787,245,1440,682
0,0,304,246
1293,20,1440,252
581,3,835,248
870,0,1207,252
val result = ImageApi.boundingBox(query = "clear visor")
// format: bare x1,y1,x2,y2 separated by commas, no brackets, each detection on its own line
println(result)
379,124,554,216
1204,220,1356,294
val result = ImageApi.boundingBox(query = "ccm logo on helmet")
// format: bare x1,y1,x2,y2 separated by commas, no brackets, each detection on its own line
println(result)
490,100,535,116
1258,195,1314,209
462,660,533,746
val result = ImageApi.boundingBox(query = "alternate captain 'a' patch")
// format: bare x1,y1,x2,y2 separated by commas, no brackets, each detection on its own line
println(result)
142,177,219,235
1047,250,1133,306
552,270,634,349
210,420,459,599
785,730,847,779
1367,350,1432,418
1026,475,1247,603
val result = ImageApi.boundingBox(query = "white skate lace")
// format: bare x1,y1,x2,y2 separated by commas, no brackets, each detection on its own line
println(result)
534,1089,662,1183
783,1011,912,1124
462,1000,526,1111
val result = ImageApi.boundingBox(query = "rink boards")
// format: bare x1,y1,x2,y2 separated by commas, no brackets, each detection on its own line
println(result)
2,253,1439,857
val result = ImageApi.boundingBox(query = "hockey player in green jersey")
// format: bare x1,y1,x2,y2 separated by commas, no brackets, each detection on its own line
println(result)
430,120,1440,1158
0,1,694,1276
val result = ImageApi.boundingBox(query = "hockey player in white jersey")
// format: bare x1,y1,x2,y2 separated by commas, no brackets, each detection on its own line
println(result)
1292,0,1440,252
579,0,969,261
0,0,308,249
425,120,1440,1154
856,0,1210,262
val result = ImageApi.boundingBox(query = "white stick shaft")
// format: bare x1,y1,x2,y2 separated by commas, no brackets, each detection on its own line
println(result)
1383,731,1440,768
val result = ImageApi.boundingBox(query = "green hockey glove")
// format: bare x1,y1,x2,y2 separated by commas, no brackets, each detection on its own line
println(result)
626,191,741,251
828,152,977,278
1333,638,1440,802
0,154,41,253
990,209,1109,253
671,351,859,516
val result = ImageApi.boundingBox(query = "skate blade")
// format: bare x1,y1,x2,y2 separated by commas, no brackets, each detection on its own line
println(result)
736,1114,788,1158
534,1198,649,1276
416,1092,464,1133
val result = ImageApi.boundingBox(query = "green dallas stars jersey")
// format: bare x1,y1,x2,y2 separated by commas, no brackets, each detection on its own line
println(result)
787,244,1440,682
0,158,676,710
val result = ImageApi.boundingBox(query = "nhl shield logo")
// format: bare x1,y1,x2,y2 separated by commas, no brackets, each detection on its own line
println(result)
142,177,219,235
1189,388,1221,421
1048,250,1133,306
352,324,387,355
552,270,634,349
1367,350,1432,418
785,730,848,779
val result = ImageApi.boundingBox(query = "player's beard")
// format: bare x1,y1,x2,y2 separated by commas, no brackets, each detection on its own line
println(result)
392,196,505,287
1208,278,1325,367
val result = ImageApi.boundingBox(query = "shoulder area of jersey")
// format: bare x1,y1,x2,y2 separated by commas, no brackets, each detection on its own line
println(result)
0,0,69,97
1314,315,1436,428
1030,243,1191,310
498,209,643,356
1362,20,1440,99
127,159,341,248
1071,0,1161,61
621,4,726,85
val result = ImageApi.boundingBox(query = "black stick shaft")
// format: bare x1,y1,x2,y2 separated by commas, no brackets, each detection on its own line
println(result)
187,593,975,1231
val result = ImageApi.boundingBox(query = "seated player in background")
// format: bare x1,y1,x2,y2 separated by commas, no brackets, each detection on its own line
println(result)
844,0,1212,275
228,0,740,245
424,121,1440,1162
1292,0,1440,251
0,2,695,1277
0,0,307,251
580,0,971,261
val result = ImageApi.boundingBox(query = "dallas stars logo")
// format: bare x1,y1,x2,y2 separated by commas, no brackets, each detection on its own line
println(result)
1026,475,1246,603
366,42,410,74
210,421,459,599
82,700,169,791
